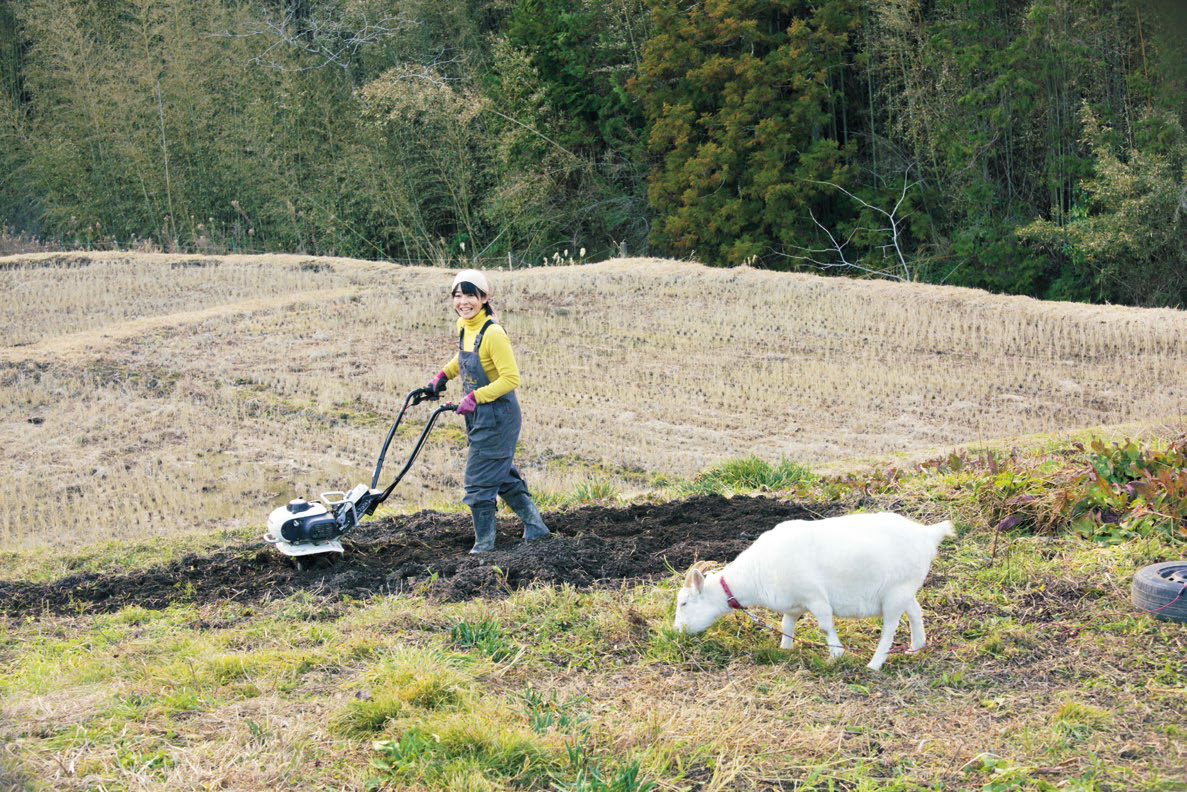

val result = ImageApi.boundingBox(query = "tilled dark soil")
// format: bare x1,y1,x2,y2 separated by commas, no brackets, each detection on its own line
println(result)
1,495,866,618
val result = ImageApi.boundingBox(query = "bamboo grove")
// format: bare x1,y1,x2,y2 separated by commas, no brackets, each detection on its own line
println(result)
1,0,1184,306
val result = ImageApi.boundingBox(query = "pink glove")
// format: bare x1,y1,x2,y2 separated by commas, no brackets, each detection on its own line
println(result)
428,371,447,393
456,392,477,415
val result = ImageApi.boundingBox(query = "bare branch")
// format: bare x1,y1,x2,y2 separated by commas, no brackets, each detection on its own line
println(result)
788,167,918,281
483,108,584,163
774,208,907,281
208,5,412,72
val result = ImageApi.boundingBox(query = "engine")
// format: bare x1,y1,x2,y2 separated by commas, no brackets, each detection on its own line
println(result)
266,499,341,544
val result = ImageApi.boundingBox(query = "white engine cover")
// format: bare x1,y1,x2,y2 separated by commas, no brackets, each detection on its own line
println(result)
263,499,344,557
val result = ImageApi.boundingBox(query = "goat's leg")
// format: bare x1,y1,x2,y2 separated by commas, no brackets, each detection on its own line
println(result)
807,604,843,659
779,611,803,650
905,598,926,651
869,601,905,671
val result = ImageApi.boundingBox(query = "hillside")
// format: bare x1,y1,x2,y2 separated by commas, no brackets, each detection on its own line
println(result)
2,252,1186,790
2,251,1186,553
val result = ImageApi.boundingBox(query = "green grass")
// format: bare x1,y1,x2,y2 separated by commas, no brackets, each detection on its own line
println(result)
368,720,553,789
4,549,1185,790
450,618,517,662
519,684,588,734
3,441,1187,790
678,454,814,496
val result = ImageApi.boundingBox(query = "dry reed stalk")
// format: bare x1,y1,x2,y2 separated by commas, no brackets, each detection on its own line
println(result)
2,253,1186,551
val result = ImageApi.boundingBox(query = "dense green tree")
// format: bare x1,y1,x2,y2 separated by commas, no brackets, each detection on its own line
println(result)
634,0,863,266
2,0,1185,306
357,64,492,258
867,0,1186,298
0,0,33,230
1019,105,1186,306
10,0,297,248
483,0,650,261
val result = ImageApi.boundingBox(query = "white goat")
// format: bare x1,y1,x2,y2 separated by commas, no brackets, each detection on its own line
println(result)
672,512,954,670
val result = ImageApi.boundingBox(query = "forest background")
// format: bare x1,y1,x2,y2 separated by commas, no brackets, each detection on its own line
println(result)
2,0,1185,307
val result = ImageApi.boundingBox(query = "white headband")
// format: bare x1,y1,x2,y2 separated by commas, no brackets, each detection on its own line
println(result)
451,268,490,295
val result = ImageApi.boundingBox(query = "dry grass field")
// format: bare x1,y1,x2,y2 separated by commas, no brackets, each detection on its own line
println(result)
2,251,1186,552
3,251,1186,792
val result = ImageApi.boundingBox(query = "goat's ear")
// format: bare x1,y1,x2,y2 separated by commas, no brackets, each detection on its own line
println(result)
683,566,698,589
690,567,705,593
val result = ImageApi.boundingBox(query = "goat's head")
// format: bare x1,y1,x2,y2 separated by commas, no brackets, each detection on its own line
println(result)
672,564,724,634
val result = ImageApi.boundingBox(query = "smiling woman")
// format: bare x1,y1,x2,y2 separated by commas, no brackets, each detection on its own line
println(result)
426,268,551,554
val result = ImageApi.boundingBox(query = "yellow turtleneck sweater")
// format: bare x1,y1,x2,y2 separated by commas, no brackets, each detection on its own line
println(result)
442,313,521,403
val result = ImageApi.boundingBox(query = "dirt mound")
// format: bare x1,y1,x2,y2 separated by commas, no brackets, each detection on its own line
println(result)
1,495,857,618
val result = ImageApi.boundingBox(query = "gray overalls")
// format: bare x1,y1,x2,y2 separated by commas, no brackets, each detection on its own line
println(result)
459,319,549,551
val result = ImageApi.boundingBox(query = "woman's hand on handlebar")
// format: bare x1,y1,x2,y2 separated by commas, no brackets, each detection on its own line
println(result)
456,392,477,416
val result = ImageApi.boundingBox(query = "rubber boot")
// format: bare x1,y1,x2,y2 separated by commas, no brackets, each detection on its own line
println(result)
503,490,550,540
469,504,497,554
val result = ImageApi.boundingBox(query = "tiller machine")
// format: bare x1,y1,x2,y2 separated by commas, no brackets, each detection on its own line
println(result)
264,384,455,568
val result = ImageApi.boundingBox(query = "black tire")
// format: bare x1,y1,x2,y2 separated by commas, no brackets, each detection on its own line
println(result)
294,553,339,572
1131,561,1187,623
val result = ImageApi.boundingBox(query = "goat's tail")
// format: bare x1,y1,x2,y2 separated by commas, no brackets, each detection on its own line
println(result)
928,520,956,542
